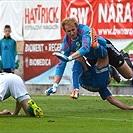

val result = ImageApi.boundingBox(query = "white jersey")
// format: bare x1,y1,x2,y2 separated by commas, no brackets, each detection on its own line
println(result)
0,73,30,103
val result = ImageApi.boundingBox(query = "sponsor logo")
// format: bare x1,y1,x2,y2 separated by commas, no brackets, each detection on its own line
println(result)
65,0,94,27
25,4,59,24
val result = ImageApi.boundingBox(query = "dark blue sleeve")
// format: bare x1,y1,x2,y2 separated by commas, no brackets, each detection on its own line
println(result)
99,87,112,100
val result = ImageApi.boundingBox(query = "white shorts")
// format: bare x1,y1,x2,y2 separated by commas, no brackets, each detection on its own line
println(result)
0,73,30,103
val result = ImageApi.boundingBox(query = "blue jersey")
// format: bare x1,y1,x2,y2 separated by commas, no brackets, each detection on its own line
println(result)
0,36,19,70
56,24,107,77
80,64,111,100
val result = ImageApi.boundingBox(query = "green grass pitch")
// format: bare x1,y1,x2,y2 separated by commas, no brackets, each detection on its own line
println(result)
0,95,133,133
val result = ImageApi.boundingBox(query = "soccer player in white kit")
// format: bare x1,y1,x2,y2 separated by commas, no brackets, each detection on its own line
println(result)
0,73,43,117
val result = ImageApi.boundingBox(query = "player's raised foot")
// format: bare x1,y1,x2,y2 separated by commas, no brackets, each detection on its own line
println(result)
90,28,98,49
70,89,79,99
45,87,56,96
28,99,44,118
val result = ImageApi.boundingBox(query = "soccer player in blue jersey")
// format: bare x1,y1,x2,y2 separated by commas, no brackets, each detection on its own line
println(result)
45,17,109,98
71,56,133,110
0,25,19,73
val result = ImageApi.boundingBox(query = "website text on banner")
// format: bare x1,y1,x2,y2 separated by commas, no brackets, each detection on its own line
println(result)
61,0,133,39
24,41,73,84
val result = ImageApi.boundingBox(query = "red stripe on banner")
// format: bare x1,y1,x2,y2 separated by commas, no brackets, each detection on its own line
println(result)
61,0,133,39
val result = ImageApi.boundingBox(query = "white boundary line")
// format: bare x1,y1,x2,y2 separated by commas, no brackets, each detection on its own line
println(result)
47,115,133,122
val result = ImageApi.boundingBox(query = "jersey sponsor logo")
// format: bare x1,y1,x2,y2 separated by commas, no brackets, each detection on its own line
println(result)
76,42,81,51
81,84,99,92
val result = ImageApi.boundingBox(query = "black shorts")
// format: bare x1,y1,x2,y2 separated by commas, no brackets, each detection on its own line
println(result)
87,39,124,68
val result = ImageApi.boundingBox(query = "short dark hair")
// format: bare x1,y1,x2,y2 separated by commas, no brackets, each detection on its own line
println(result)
4,25,11,29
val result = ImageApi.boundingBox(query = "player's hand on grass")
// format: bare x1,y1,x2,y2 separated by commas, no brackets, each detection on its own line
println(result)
2,109,12,115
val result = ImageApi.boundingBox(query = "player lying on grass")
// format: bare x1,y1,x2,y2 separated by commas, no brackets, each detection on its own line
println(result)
54,52,133,110
45,17,133,98
71,39,133,98
73,56,133,110
0,73,43,117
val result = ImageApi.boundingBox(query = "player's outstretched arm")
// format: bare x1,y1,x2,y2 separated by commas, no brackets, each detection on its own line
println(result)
0,109,11,115
106,95,133,110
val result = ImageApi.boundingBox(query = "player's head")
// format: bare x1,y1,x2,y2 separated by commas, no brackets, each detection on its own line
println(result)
4,25,11,37
61,17,78,40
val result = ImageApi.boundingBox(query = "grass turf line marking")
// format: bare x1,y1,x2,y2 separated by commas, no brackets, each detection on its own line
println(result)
47,115,133,122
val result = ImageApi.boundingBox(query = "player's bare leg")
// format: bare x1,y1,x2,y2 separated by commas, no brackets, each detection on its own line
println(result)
21,99,31,116
13,101,22,115
21,99,44,117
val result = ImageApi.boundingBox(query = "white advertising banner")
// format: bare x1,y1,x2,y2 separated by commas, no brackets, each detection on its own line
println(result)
23,1,61,40
0,1,23,40
0,2,2,38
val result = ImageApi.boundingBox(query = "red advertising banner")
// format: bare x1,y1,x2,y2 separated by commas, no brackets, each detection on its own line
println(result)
61,0,133,39
24,40,61,81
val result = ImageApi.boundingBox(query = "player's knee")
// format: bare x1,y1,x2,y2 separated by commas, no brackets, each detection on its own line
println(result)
123,72,132,79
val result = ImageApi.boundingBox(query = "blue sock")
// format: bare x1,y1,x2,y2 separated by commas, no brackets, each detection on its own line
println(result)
95,45,107,58
72,60,83,89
